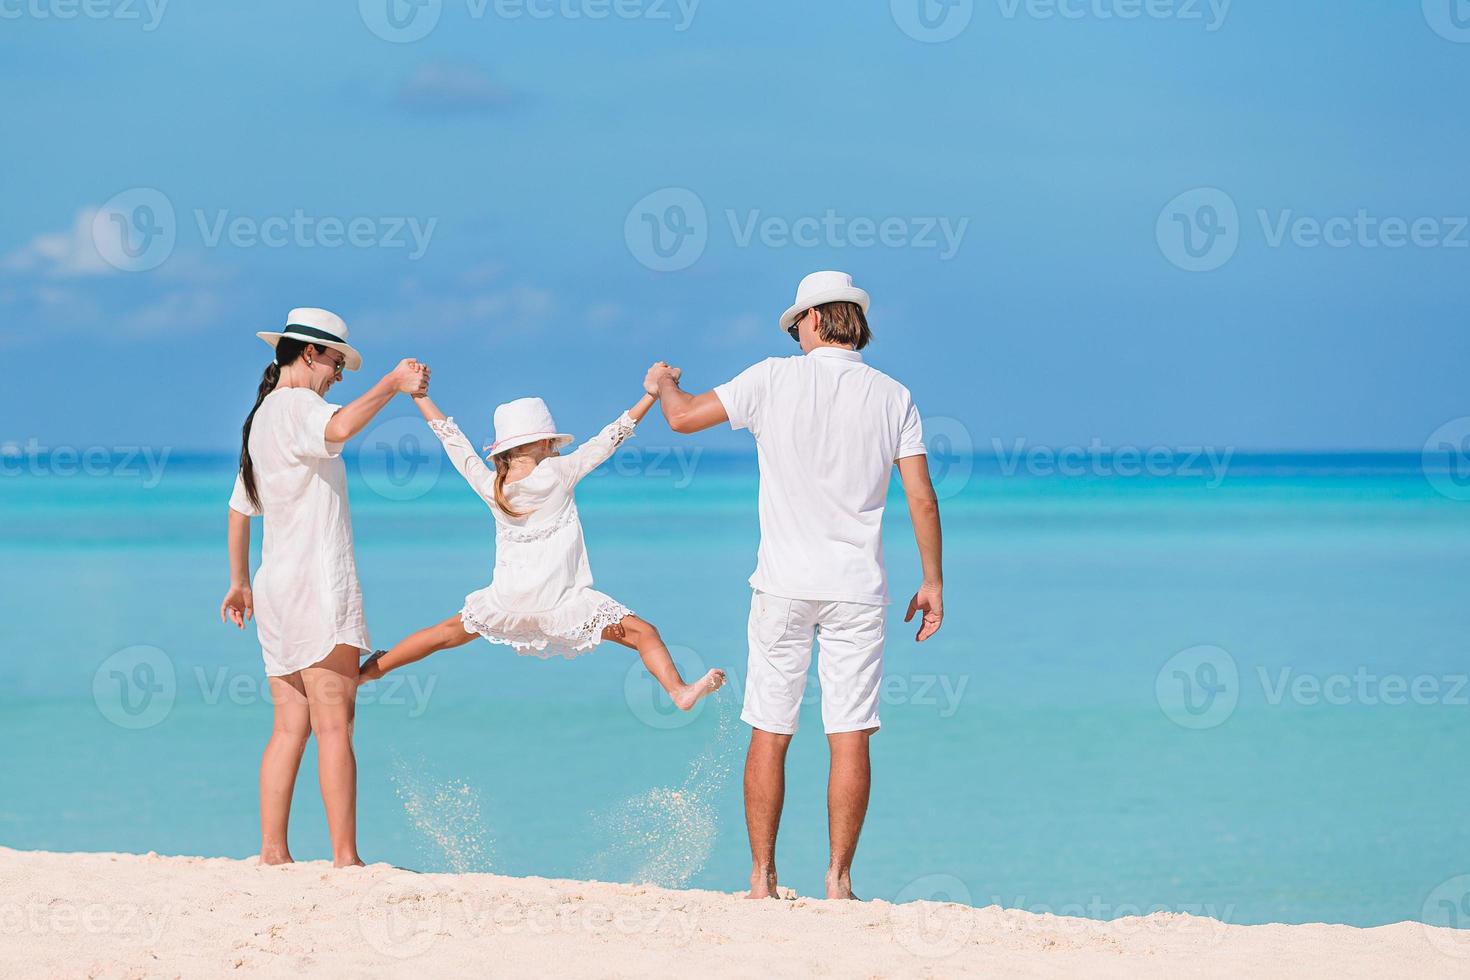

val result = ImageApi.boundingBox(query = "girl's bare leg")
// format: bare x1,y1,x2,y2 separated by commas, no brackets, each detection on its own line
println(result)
360,615,477,681
602,615,726,711
260,673,310,865
302,643,364,868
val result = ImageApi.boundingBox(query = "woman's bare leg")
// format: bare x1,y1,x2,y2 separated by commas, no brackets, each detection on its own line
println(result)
360,615,477,681
602,615,726,711
302,643,364,868
259,673,310,865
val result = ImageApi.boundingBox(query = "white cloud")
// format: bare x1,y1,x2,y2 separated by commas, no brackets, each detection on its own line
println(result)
1,209,113,277
357,282,558,339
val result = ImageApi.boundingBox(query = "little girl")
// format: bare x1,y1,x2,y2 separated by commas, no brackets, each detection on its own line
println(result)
359,374,725,711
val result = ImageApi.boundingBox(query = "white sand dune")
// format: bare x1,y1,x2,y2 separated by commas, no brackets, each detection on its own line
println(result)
0,846,1464,978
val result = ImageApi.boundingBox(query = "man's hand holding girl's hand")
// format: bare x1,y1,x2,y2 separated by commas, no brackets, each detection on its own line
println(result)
388,358,431,397
643,361,681,397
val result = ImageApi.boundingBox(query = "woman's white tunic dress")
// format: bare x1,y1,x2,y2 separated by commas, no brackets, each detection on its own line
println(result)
428,411,637,658
229,388,371,676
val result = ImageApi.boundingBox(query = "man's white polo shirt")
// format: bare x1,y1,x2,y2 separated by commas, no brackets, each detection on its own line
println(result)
714,347,927,606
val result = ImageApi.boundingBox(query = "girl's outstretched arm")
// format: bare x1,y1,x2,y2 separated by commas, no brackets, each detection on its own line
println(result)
416,393,499,506
555,391,653,484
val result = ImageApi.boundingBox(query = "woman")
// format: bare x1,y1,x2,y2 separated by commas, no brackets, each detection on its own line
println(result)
219,307,427,867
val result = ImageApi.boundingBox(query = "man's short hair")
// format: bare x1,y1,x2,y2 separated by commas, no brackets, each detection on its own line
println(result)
815,301,871,350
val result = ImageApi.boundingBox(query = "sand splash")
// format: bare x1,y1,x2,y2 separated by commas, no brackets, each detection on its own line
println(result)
584,693,740,888
390,752,494,874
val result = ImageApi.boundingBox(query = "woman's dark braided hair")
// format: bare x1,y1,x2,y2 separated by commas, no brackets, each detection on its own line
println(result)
238,338,325,512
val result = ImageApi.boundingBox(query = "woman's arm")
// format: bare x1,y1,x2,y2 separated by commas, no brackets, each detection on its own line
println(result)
323,359,429,445
220,509,254,629
416,394,498,505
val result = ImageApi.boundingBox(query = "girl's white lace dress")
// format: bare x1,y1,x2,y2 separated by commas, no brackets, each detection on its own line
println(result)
427,411,638,658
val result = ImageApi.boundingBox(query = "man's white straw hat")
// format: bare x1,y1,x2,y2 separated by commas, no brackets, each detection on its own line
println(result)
778,270,871,332
257,307,363,371
485,397,574,456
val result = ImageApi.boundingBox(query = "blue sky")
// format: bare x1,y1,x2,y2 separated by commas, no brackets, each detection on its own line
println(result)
2,0,1466,452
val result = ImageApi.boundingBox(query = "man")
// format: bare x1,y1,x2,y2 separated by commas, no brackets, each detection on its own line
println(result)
646,270,944,901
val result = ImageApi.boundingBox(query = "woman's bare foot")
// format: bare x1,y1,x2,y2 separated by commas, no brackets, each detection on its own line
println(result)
358,650,386,683
258,846,293,866
334,855,366,869
672,669,727,711
746,868,780,899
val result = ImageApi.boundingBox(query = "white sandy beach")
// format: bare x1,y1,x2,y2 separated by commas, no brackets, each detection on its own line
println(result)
0,846,1463,978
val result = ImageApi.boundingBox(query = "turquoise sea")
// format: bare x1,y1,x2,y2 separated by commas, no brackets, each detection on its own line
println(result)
3,437,1468,929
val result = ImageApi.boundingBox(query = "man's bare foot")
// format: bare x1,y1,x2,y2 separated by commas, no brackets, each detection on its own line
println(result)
673,669,727,711
746,868,780,899
825,871,859,900
358,650,386,683
258,847,293,866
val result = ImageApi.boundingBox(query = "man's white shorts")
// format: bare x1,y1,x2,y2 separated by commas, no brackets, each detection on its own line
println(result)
741,590,887,735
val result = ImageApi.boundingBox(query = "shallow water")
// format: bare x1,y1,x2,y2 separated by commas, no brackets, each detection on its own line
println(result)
2,449,1468,927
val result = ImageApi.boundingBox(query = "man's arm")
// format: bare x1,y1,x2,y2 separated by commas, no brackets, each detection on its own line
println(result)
896,454,943,642
649,364,728,434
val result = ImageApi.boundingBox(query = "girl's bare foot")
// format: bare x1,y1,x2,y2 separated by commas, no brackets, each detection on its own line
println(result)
358,650,386,682
673,669,727,711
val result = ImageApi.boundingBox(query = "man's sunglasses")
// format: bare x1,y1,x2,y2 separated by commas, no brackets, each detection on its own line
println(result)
786,309,808,342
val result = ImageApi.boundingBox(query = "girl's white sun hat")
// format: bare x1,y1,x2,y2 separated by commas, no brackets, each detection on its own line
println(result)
485,397,574,456
257,307,364,371
778,270,871,333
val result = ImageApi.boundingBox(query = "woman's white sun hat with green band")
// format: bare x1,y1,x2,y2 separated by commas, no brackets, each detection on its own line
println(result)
257,307,364,372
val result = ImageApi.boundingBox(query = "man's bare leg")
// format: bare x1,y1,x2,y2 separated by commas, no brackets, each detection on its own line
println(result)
825,729,874,900
744,728,792,899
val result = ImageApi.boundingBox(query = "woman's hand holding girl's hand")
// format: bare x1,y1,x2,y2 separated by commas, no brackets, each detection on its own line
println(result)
388,358,431,397
220,585,254,629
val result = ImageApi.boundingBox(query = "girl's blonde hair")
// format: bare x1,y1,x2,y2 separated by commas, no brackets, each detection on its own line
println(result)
491,441,552,518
